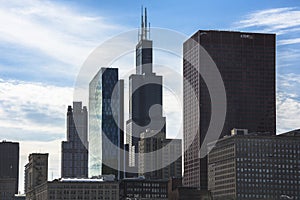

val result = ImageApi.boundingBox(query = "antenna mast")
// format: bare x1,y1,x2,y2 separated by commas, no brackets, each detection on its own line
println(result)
139,6,150,40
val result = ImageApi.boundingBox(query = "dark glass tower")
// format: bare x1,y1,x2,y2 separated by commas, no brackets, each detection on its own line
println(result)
183,30,276,189
126,8,166,171
61,102,88,178
0,141,19,194
89,68,124,179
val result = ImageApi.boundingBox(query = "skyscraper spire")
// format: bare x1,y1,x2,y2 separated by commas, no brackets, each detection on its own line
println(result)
139,6,150,40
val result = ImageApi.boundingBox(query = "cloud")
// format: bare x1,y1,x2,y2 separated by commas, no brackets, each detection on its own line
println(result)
234,7,300,35
0,79,73,141
278,38,300,46
0,0,124,83
277,73,300,133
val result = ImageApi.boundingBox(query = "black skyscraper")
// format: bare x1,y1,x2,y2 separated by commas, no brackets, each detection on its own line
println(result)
0,141,19,194
126,8,166,170
61,102,88,178
183,30,276,189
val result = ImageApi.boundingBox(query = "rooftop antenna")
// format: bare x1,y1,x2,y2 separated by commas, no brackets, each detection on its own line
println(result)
145,7,147,39
140,6,144,40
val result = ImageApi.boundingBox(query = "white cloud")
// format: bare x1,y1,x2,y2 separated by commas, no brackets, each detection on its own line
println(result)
234,7,300,35
278,38,300,46
277,92,300,133
0,0,124,77
0,79,73,139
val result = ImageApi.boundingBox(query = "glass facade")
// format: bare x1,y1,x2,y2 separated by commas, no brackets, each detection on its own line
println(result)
89,68,123,179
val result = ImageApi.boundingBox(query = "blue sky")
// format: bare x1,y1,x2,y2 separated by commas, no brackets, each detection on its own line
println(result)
0,0,300,193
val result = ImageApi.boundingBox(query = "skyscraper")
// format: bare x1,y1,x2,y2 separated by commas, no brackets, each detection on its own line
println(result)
61,102,88,178
0,141,19,195
89,68,124,179
183,30,276,189
126,8,166,171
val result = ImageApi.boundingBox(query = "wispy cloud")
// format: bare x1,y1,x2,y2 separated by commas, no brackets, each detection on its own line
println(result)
234,7,300,35
0,0,124,82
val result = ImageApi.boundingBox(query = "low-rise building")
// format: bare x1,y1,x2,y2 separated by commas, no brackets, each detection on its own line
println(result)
120,177,168,200
35,178,119,200
208,129,300,200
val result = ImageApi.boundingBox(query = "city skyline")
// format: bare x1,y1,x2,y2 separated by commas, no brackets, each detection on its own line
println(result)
0,0,300,194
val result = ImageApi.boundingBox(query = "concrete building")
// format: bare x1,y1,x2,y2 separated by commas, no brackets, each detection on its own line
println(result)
61,102,88,178
0,141,19,194
168,177,212,200
120,177,168,200
138,130,164,179
34,179,119,200
162,139,182,179
89,68,124,179
25,153,48,200
138,130,182,180
183,30,276,189
207,129,300,200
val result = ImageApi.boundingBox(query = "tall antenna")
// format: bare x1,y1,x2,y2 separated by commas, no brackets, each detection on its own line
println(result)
139,6,150,40
145,7,147,39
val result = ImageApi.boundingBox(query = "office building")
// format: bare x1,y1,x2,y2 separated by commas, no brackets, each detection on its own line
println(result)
0,178,17,200
162,139,182,179
207,129,300,199
183,30,276,189
89,68,124,179
34,179,119,200
0,141,19,195
138,130,182,180
25,153,48,200
120,177,168,200
138,130,165,179
61,102,88,178
168,178,212,200
126,8,166,175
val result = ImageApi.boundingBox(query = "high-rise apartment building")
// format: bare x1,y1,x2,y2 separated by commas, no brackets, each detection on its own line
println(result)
183,30,276,189
25,153,48,200
89,68,124,179
126,8,166,173
0,141,19,195
61,102,88,178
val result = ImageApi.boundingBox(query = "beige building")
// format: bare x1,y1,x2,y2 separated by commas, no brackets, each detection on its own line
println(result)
138,130,182,180
25,153,48,200
34,179,119,200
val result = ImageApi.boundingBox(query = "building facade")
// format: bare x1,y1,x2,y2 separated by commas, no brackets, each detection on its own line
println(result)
162,139,182,179
120,178,168,200
208,130,300,200
89,68,124,179
0,178,17,200
0,141,19,194
138,130,182,180
126,8,166,174
138,130,165,179
183,30,276,189
61,102,88,178
34,179,119,200
25,153,48,200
